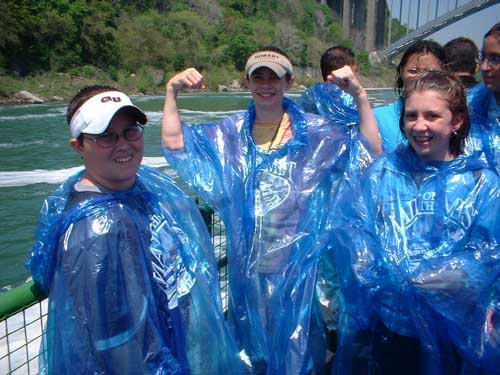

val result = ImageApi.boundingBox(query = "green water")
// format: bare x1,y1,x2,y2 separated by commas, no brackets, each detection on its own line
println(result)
0,89,395,291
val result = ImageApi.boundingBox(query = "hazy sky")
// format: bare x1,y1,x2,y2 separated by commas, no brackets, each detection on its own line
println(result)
388,0,499,49
427,3,499,48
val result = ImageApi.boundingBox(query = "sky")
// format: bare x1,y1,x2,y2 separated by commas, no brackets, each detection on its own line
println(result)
387,0,499,49
428,3,500,48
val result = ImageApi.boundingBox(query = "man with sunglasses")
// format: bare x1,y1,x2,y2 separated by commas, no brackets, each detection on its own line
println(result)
27,86,246,374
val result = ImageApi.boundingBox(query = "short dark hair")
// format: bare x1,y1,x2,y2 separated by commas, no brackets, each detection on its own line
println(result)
399,71,470,158
484,22,500,40
67,85,117,144
66,85,117,125
443,37,478,75
395,40,446,94
320,46,356,81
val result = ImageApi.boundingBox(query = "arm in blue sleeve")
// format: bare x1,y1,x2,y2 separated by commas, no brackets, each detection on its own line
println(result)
162,121,234,210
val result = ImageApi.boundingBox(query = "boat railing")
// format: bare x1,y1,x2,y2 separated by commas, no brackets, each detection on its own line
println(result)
0,205,227,375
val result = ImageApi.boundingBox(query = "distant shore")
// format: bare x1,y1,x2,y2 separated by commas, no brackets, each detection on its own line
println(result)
0,69,395,106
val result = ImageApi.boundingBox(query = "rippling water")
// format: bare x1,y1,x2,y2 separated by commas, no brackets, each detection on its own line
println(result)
0,89,396,290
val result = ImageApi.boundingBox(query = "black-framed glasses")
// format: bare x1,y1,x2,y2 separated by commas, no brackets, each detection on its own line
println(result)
479,52,500,68
83,124,144,148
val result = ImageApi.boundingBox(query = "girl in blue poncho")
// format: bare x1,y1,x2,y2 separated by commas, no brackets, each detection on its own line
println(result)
332,71,500,375
373,40,447,153
465,22,500,176
27,86,244,375
162,47,381,375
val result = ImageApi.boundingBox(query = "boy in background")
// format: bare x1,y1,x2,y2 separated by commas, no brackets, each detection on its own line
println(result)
298,46,360,128
444,36,479,89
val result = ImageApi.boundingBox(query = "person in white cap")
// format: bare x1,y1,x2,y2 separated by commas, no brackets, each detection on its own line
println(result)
27,85,247,375
162,47,380,374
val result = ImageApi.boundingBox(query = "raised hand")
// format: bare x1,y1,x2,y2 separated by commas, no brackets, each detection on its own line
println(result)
327,65,364,98
167,68,205,94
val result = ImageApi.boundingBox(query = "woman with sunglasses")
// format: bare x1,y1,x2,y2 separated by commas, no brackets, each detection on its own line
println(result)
27,86,246,374
466,22,500,176
373,40,447,153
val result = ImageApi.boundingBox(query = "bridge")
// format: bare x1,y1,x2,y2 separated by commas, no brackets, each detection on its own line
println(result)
318,0,498,61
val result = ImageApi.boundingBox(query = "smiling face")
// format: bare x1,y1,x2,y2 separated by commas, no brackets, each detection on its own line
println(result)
247,67,293,114
70,109,144,191
403,90,462,162
480,35,500,94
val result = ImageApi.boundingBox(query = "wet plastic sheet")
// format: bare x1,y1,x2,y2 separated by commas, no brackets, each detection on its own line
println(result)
27,166,244,375
163,97,374,374
298,83,359,128
466,83,500,176
298,82,404,153
331,146,500,374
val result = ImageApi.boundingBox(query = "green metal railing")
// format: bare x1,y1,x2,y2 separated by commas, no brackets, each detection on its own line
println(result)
0,205,227,375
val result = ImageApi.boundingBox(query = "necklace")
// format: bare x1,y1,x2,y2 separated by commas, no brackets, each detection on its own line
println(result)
267,112,285,151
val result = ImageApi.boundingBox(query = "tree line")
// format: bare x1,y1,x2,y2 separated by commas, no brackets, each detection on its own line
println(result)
1,1,345,72
1,1,407,93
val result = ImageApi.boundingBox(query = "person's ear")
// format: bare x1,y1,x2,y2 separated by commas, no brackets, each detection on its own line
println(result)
243,75,250,88
286,76,294,90
70,138,84,156
451,114,464,134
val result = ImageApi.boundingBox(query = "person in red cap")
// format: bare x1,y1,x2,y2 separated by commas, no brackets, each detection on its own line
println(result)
27,85,246,375
161,47,381,374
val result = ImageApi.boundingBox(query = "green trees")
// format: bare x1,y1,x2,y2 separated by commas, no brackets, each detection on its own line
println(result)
0,0,118,75
1,0,374,91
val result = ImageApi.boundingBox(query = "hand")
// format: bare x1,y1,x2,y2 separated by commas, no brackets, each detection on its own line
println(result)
326,65,364,98
412,269,466,292
166,68,205,95
486,308,496,334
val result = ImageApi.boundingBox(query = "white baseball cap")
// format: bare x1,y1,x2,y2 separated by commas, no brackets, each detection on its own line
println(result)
69,91,147,138
245,50,293,78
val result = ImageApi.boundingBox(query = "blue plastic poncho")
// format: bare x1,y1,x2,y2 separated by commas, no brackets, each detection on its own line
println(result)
298,83,359,128
299,83,404,154
163,97,374,374
373,100,407,153
27,165,245,375
331,146,500,374
465,83,500,176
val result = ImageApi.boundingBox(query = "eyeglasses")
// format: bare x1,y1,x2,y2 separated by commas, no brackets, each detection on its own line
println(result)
479,52,500,68
82,125,144,148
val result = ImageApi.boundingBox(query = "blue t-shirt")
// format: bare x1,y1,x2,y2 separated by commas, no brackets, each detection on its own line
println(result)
373,100,407,153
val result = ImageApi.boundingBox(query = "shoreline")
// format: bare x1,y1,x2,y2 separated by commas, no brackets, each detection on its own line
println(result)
0,69,395,106
0,85,394,106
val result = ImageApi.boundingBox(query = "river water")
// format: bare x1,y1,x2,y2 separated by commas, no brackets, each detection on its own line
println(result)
0,89,396,291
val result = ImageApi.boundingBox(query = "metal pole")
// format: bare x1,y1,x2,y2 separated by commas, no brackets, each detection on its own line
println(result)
407,0,411,35
427,0,432,24
399,0,403,24
343,0,351,39
416,0,421,28
366,0,376,51
388,0,394,47
435,0,439,18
